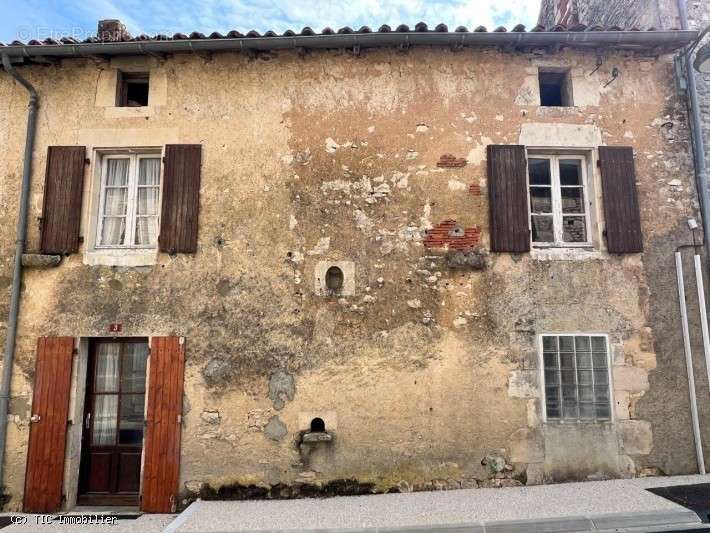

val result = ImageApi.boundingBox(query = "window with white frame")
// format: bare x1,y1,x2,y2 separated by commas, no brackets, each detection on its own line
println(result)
528,155,590,246
541,334,611,421
97,153,161,248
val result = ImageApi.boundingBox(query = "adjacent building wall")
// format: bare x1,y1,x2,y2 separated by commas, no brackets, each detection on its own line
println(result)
0,44,708,510
538,0,681,29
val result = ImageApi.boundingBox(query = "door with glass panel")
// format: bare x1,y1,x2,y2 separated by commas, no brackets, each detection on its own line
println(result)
78,339,148,505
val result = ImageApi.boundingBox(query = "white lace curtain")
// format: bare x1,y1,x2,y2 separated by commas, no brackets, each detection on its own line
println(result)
100,158,129,246
93,343,120,446
135,158,160,246
99,156,160,247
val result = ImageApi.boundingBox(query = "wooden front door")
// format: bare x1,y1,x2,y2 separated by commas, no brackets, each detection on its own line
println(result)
78,339,148,505
23,337,75,513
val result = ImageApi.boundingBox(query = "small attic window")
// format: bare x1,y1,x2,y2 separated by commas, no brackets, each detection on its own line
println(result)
117,71,150,107
539,69,573,107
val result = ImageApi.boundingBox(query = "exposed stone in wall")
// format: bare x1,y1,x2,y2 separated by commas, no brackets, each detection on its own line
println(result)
264,416,288,441
445,250,486,270
268,371,296,410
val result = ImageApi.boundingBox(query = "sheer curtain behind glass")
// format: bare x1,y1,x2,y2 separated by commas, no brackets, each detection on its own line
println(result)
135,158,161,246
100,158,130,246
93,343,120,445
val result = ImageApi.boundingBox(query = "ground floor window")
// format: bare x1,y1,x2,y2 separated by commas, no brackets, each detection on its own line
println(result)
541,334,611,421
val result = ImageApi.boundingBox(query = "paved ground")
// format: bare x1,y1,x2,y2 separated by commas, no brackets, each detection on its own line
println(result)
165,475,710,532
0,475,707,532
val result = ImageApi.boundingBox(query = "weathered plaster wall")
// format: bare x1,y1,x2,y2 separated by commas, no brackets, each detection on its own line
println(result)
0,45,707,510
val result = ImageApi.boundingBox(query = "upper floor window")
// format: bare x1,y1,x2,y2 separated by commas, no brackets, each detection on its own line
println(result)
539,69,573,107
97,153,161,249
529,155,590,247
117,72,150,107
541,334,611,422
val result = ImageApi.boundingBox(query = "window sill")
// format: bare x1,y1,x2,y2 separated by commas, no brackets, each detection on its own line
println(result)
531,247,602,261
83,248,158,267
104,106,155,119
544,419,613,426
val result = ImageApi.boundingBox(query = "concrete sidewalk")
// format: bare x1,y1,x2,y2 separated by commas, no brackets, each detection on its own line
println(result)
164,475,710,532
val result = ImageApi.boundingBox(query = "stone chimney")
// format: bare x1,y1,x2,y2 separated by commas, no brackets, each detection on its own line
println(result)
97,19,131,42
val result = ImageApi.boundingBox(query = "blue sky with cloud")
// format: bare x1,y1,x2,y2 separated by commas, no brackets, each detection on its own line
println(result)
1,0,540,43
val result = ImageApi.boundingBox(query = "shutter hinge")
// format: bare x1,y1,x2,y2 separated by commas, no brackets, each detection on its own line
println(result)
177,414,182,424
72,348,79,355
84,158,90,165
179,337,185,345
162,157,166,164
596,159,601,168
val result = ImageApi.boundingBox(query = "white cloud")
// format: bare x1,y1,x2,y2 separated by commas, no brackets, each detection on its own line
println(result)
109,0,540,36
3,0,541,42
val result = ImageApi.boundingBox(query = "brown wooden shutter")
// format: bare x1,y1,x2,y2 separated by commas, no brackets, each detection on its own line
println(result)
40,146,86,254
598,146,643,254
142,337,185,513
23,337,74,513
487,145,530,253
159,145,202,253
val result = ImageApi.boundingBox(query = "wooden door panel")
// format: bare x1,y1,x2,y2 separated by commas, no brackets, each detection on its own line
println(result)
23,337,74,513
141,337,185,513
86,452,112,493
118,452,142,493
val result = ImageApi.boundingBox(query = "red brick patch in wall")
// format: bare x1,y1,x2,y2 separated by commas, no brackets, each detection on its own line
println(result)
437,154,467,168
469,183,481,196
424,220,481,250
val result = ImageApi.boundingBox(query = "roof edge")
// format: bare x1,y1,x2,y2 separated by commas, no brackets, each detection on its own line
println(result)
0,30,698,61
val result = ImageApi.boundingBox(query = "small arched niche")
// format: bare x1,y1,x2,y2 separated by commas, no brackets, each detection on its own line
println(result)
310,417,326,433
325,266,344,292
315,261,355,297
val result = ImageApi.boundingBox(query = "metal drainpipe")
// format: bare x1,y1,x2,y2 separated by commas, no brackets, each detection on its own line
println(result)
676,251,706,474
678,0,710,267
0,54,39,491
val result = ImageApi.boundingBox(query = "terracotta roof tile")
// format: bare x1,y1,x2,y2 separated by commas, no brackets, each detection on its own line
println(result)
0,22,691,48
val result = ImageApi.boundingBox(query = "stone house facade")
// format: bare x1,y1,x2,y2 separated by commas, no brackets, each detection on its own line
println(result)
0,19,707,513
